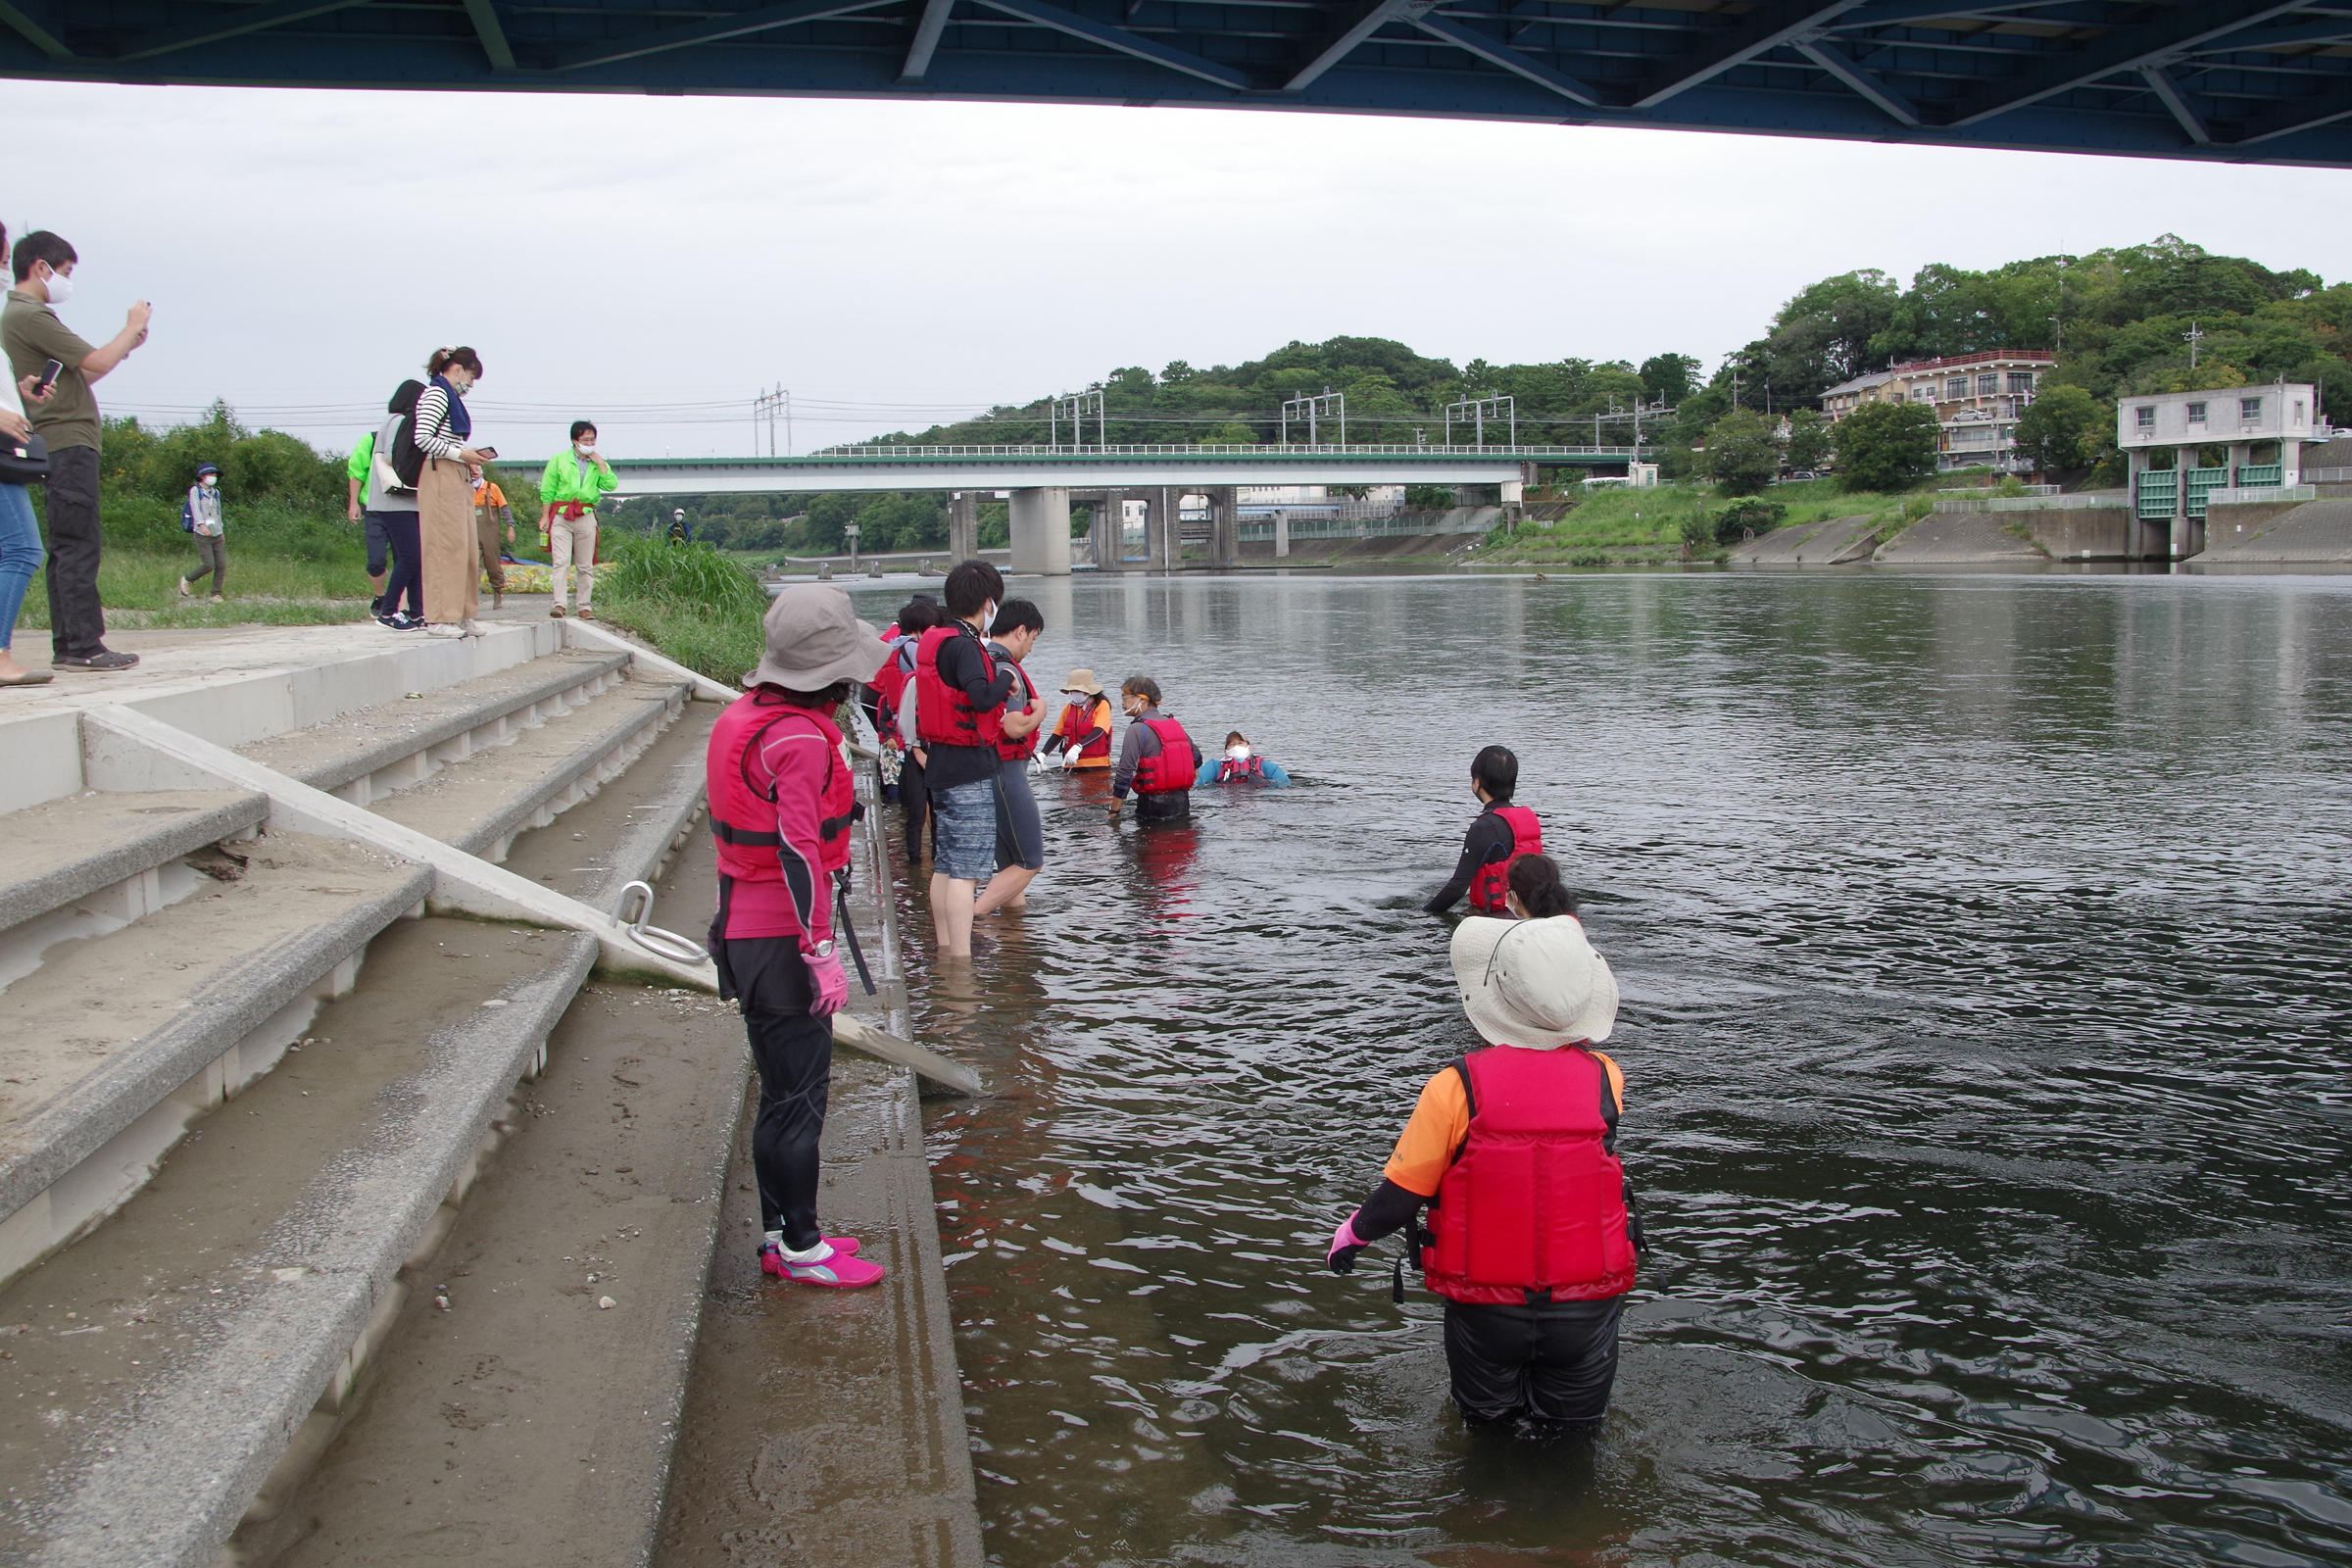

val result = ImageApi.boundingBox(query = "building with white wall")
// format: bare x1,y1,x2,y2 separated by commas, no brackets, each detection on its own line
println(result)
1822,350,2056,474
2117,381,2321,557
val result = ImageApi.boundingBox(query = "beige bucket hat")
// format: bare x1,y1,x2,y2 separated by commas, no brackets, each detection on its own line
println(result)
1449,915,1619,1049
750,584,890,692
1061,668,1104,696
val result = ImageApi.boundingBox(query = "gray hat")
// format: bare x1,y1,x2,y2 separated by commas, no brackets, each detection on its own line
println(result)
1449,915,1619,1049
750,584,890,692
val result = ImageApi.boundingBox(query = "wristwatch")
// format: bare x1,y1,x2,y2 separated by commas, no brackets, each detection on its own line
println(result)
807,940,837,959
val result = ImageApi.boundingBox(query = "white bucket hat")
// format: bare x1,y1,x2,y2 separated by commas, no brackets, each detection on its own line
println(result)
1449,915,1619,1049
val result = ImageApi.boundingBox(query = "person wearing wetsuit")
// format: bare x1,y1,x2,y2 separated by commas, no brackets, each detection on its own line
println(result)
1329,855,1634,1438
1425,744,1541,915
1108,674,1202,825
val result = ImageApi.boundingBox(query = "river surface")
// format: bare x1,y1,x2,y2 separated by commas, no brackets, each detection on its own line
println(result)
845,570,2352,1568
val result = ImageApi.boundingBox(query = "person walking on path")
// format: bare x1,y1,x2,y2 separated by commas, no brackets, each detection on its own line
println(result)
346,428,389,609
175,463,226,603
411,347,494,639
471,467,514,609
541,420,616,620
975,598,1049,917
1326,886,1635,1440
1425,745,1542,915
912,560,1016,958
368,380,426,630
705,583,891,1291
2,229,151,672
1108,675,1201,825
0,258,52,687
1042,669,1113,770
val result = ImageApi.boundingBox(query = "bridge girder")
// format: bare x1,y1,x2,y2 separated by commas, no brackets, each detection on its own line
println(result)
6,1,2352,167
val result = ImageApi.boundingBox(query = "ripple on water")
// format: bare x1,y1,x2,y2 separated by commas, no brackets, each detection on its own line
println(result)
869,573,2352,1568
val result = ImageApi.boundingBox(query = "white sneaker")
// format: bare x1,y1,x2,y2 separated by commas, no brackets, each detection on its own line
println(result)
424,622,466,639
460,618,483,639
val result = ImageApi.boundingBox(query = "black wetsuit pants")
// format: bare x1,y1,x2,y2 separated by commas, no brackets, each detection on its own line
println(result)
714,936,831,1253
1444,1296,1622,1435
899,753,930,866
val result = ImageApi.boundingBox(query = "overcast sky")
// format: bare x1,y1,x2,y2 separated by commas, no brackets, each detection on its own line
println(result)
11,75,2352,462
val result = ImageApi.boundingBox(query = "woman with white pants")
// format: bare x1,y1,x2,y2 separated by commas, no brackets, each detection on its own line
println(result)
540,418,616,619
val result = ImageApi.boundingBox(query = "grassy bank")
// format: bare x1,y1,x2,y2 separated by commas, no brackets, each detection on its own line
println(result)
13,496,377,634
592,534,769,686
1472,479,1932,565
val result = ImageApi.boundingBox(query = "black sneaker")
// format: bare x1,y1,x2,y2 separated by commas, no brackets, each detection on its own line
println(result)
53,649,139,671
369,595,383,613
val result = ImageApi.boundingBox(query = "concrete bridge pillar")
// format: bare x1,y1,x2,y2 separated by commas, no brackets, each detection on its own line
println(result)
1209,486,1238,566
1274,511,1290,559
948,491,979,563
1082,496,1105,567
1149,488,1176,572
1009,487,1071,576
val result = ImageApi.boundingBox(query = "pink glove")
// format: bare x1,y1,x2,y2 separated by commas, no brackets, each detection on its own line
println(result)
1326,1212,1369,1274
804,947,849,1016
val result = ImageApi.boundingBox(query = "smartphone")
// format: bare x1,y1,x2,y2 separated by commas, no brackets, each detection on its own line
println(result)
474,445,499,460
30,359,62,397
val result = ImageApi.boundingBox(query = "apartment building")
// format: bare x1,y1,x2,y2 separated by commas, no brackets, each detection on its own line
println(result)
1821,349,2057,474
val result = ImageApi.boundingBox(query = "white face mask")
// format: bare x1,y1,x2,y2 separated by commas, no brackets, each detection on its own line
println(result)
1227,744,1250,760
574,443,594,458
200,474,218,488
39,266,72,305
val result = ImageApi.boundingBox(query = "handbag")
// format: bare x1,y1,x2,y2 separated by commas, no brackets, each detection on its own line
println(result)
0,428,48,485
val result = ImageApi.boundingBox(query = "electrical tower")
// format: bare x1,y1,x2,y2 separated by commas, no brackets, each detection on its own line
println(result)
1051,390,1106,448
1280,387,1347,446
1445,394,1515,449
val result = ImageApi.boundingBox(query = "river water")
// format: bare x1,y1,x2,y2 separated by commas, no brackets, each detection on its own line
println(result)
847,570,2352,1568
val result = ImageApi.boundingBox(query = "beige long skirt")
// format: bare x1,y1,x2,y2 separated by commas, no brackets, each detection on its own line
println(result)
420,457,480,625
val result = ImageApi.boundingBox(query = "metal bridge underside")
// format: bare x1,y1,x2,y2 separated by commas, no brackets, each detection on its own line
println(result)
8,2,2352,167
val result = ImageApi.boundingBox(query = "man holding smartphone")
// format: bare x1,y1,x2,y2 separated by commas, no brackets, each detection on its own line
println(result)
2,231,152,671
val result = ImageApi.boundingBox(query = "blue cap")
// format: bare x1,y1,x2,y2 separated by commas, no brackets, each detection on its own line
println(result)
195,463,220,477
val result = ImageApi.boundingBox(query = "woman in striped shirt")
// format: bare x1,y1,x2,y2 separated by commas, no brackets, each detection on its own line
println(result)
414,346,495,639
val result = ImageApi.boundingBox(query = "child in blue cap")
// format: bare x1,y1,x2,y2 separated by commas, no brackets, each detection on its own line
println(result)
177,462,224,603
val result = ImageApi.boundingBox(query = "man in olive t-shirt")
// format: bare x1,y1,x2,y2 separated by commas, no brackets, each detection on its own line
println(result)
1,230,153,669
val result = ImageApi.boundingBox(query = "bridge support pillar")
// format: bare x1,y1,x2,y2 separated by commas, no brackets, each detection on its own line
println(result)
1274,511,1290,558
1209,487,1238,566
1149,488,1179,572
948,491,979,563
1008,487,1071,575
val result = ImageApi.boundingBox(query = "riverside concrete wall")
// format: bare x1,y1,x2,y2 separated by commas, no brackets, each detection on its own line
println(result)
2191,498,2352,564
1731,514,1883,565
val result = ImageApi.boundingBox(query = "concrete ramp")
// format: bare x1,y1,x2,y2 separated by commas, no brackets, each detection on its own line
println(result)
1876,510,2048,564
2190,498,2352,564
1733,514,1882,565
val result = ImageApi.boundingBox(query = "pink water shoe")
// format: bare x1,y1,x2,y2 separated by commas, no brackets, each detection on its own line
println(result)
760,1239,885,1289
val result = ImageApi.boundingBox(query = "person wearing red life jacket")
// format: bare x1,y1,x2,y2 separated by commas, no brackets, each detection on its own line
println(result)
1041,668,1114,770
1108,674,1202,825
1328,854,1635,1437
706,584,893,1291
1425,744,1542,914
1196,729,1294,788
914,560,1017,957
874,597,936,838
975,598,1049,917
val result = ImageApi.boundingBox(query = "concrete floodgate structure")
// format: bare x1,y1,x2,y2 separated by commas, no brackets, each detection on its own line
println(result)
0,617,981,1567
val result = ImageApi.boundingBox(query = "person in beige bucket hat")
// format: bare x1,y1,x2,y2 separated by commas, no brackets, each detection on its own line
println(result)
1320,853,1641,1440
702,583,892,1292
1041,668,1114,770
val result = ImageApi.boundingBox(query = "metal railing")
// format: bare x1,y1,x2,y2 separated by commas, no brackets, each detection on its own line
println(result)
1238,509,1504,541
1934,493,2125,513
2205,485,2317,507
804,442,1649,460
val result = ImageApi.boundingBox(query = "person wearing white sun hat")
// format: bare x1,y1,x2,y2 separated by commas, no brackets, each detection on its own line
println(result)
1325,855,1641,1439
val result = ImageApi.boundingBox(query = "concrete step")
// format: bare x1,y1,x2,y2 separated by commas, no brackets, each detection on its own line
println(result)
0,831,430,1292
0,698,724,1568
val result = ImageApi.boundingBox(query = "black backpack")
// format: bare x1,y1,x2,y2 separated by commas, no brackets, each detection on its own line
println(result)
386,379,427,491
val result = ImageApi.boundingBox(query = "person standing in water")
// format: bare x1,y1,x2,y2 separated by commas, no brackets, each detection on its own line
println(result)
912,560,1016,956
1327,861,1635,1439
1425,744,1540,914
704,584,891,1291
976,597,1048,916
1107,675,1200,825
1042,669,1113,770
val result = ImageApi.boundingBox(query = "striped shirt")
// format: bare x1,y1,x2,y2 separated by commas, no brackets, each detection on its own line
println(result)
412,382,468,461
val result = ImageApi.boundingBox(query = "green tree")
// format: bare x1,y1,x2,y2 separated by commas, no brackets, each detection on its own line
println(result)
1712,497,1788,542
1833,402,1940,493
1785,410,1833,471
1640,353,1701,405
2012,385,2109,478
1701,410,1781,496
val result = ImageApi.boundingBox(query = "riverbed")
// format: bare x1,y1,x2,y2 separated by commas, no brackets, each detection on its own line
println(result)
847,570,2352,1568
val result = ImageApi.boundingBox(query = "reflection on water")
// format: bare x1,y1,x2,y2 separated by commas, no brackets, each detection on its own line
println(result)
848,572,2352,1568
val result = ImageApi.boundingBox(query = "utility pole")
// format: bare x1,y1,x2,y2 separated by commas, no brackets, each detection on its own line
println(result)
1051,389,1106,448
1446,394,1515,450
753,385,793,456
1280,386,1346,446
2183,318,2205,369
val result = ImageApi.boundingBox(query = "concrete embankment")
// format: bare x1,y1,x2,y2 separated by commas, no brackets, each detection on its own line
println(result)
2191,498,2352,565
1735,503,2139,566
1729,514,1885,565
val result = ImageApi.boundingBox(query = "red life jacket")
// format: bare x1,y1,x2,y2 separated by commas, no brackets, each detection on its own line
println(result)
1467,805,1542,913
1422,1045,1636,1305
987,653,1041,762
1131,715,1195,795
871,635,916,743
913,622,996,747
707,691,859,895
1054,697,1112,762
1215,753,1266,784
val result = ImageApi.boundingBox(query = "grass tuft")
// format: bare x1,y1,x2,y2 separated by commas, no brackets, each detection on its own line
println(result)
593,533,769,686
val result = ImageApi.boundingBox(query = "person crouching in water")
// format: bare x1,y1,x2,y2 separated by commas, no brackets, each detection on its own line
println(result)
1328,855,1634,1438
705,583,891,1290
1107,675,1200,825
1196,730,1291,788
1424,744,1541,915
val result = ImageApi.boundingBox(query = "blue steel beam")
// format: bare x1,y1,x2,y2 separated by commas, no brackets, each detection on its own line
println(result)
7,0,2352,168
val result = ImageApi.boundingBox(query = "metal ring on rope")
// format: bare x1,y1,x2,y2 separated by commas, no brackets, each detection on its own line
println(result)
616,880,710,965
